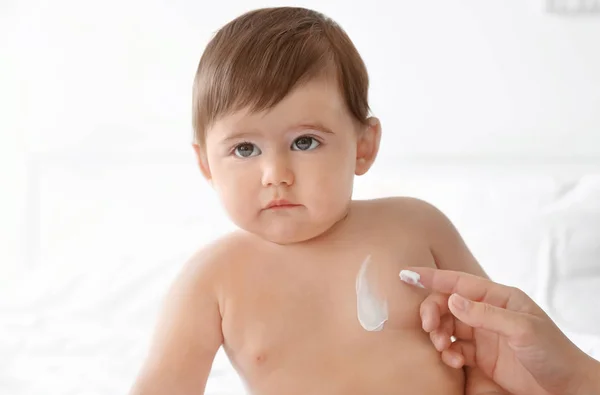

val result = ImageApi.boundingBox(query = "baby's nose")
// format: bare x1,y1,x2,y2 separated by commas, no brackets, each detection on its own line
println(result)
261,156,294,187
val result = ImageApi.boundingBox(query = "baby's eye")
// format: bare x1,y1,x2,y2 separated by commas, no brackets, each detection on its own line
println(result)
291,136,320,151
234,143,261,158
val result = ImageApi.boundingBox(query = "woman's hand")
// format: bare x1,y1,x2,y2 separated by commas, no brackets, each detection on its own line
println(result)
401,267,600,395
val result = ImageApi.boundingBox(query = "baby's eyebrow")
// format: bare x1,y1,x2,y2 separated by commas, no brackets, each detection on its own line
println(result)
221,130,261,143
291,122,334,134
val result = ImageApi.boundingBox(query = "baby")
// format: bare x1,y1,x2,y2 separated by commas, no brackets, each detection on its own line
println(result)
130,7,504,395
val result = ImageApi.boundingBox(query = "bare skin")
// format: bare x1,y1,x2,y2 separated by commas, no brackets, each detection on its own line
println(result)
129,73,505,394
130,198,505,395
407,266,600,395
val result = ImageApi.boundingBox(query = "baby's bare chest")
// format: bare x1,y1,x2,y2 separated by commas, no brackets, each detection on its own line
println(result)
219,236,438,374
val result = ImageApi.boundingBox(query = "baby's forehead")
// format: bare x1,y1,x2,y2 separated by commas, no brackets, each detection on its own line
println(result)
212,81,349,131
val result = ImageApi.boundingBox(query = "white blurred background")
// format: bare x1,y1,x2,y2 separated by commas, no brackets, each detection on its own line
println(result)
1,1,600,394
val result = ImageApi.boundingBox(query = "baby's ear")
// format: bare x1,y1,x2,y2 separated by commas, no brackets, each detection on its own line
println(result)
355,117,382,176
192,143,212,182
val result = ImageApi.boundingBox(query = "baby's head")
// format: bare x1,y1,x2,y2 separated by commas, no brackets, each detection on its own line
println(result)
192,6,381,244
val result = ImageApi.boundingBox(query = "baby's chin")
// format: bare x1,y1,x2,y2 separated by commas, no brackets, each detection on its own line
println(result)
227,203,352,245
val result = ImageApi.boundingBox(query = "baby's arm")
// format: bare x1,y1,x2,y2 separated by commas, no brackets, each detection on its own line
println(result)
410,199,507,394
129,248,224,395
413,199,487,278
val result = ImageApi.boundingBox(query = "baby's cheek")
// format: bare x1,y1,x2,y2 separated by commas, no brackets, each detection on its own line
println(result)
305,170,350,205
216,186,255,227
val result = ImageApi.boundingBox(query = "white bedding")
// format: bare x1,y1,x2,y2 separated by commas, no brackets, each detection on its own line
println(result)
2,157,600,394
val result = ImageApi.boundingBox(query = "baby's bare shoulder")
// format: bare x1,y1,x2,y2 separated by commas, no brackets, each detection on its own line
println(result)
131,232,252,394
182,230,249,285
362,197,486,275
361,196,446,229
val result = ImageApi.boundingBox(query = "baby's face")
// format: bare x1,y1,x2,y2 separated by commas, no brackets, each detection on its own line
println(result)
200,77,377,244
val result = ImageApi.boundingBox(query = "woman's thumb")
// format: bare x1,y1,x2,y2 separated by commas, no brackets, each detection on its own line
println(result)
448,293,526,339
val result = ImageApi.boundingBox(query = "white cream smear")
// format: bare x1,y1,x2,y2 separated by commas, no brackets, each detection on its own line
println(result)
355,255,389,331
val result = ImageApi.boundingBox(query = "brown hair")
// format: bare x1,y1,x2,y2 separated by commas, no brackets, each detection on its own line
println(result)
191,6,371,147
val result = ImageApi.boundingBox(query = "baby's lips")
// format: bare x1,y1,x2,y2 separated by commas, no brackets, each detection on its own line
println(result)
399,270,425,288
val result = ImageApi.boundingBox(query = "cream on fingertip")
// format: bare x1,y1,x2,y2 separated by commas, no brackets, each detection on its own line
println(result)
399,270,425,288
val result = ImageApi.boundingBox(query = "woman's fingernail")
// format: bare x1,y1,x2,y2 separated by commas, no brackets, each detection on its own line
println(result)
451,354,463,368
434,333,446,351
450,294,469,311
399,270,425,288
421,313,431,332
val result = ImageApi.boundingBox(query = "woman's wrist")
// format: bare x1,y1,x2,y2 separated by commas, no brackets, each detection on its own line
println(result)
589,360,600,394
575,356,600,395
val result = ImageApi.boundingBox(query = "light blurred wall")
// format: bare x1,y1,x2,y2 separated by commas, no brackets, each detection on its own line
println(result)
1,0,600,277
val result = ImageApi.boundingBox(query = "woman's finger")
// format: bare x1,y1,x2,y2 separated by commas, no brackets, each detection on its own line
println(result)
419,292,474,345
453,317,474,341
441,340,477,369
447,293,536,342
420,292,450,332
430,314,455,351
401,267,533,314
